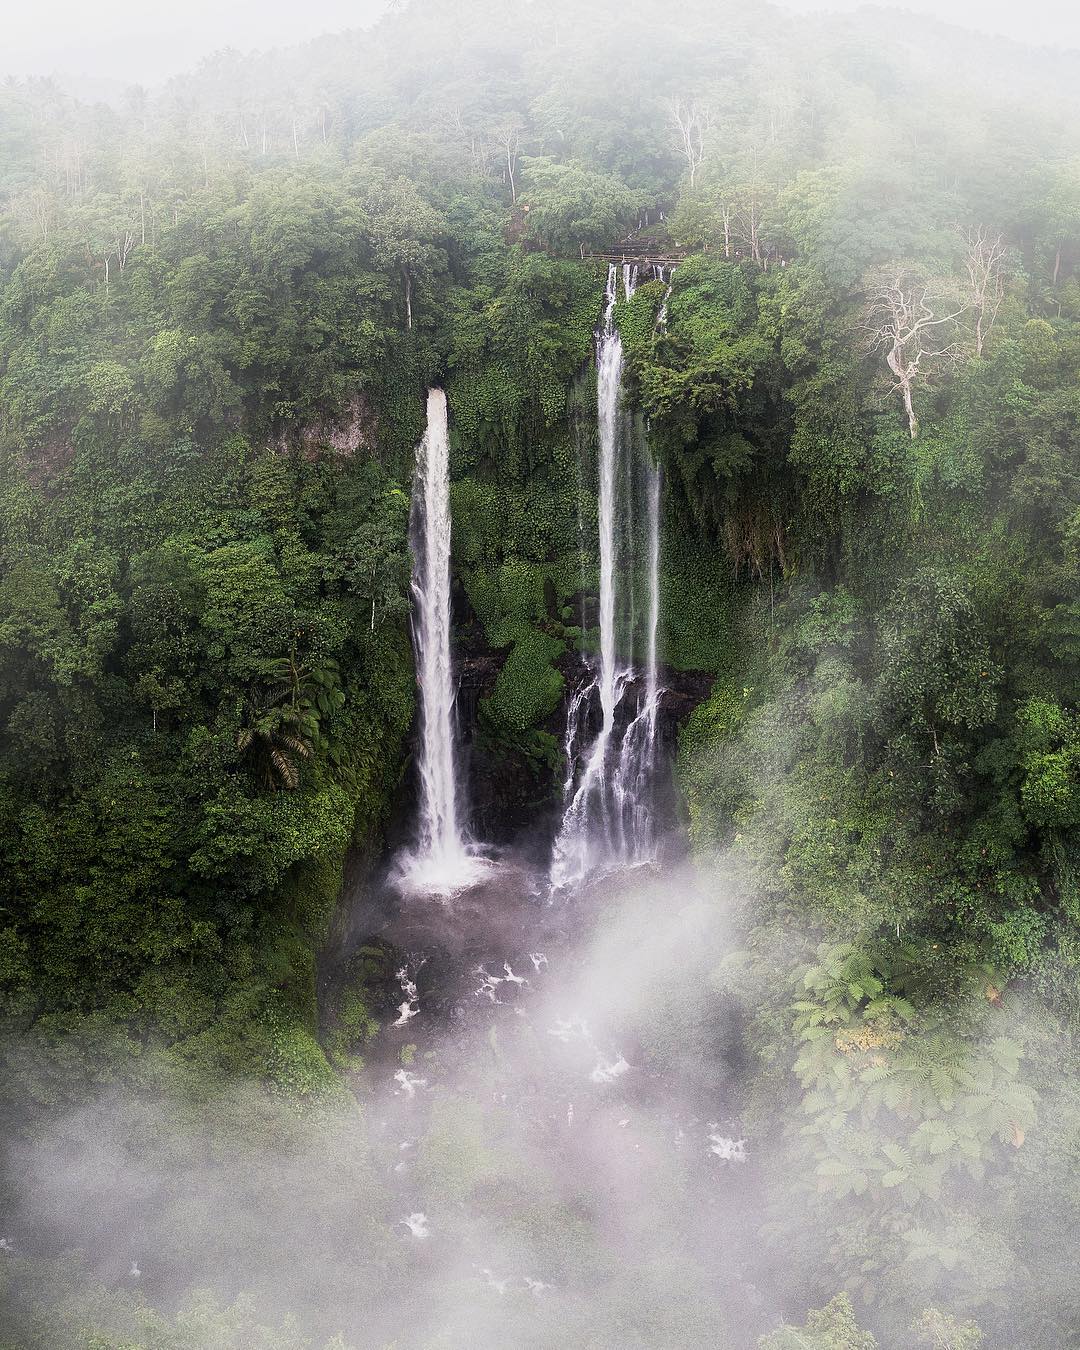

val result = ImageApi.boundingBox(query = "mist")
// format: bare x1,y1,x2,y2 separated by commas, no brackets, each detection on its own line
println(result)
4,866,767,1348
2,0,392,87
2,0,1080,1346
6,0,1080,89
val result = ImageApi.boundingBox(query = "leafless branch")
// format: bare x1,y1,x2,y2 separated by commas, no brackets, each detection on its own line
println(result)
863,272,969,437
666,97,712,189
960,224,1008,357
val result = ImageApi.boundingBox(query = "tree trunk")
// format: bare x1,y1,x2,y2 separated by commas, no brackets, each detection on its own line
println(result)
887,343,919,438
903,380,918,438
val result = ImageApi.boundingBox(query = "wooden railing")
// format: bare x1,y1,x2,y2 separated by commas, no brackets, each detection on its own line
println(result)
581,252,685,267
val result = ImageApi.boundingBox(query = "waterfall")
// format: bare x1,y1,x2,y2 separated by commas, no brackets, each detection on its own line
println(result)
397,388,484,896
550,266,663,892
611,458,661,859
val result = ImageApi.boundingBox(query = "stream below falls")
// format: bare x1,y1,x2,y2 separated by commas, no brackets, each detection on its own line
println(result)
318,851,775,1347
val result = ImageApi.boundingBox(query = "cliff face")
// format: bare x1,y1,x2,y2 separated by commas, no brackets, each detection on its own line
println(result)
453,640,712,849
274,392,377,459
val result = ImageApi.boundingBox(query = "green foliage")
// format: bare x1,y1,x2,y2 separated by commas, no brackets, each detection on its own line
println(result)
462,558,550,650
879,568,1001,737
659,530,740,671
679,677,758,849
1,3,1080,1346
0,414,414,1087
915,1308,984,1349
485,631,565,733
759,1294,878,1349
446,252,597,467
263,997,348,1104
636,255,772,427
743,936,1039,1322
1015,697,1080,828
519,158,641,252
322,943,392,1072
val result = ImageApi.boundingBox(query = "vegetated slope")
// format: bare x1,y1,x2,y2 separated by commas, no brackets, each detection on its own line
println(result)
0,1,1079,1344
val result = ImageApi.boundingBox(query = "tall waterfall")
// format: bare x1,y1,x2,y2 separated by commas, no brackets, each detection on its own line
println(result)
550,265,663,892
398,388,483,896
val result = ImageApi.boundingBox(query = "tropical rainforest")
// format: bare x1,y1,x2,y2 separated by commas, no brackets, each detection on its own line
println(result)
1,0,1079,1346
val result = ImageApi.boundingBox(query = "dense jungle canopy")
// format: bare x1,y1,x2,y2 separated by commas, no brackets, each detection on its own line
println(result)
1,1,1080,1346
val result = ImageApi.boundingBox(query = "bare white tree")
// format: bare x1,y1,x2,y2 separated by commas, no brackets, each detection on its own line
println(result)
114,226,137,273
286,92,305,163
719,198,732,257
136,184,149,246
961,225,1008,358
14,186,54,245
666,97,712,188
864,273,969,438
493,117,523,204
733,167,765,267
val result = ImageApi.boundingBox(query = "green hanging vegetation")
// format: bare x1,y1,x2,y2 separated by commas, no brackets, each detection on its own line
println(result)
1,0,1080,1344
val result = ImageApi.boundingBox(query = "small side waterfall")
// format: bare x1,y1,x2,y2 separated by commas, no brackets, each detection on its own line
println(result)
397,388,484,896
550,266,663,892
657,283,673,330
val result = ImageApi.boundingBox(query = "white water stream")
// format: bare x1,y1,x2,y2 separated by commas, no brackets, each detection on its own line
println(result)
397,388,486,896
550,266,663,892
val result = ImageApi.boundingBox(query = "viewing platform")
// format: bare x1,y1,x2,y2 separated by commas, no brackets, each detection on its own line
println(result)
581,250,685,268
579,228,685,271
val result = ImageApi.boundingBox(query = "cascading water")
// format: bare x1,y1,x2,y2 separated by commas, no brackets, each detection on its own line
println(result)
397,388,485,896
610,457,661,857
550,265,663,892
653,263,674,329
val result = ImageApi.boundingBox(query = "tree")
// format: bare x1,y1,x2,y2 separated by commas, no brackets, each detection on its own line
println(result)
518,157,640,253
879,566,1001,748
670,183,735,256
915,1308,983,1349
236,703,313,790
333,502,410,634
666,96,712,188
492,115,524,204
728,148,771,266
358,173,446,332
961,226,1007,358
1034,160,1080,292
236,654,343,790
864,272,968,437
759,1294,878,1348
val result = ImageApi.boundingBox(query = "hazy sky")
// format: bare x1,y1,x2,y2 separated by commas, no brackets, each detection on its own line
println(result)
2,0,391,86
2,0,1077,87
777,0,1080,50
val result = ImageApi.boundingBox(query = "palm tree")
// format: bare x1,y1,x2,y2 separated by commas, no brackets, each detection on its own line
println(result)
236,704,313,790
236,652,344,790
